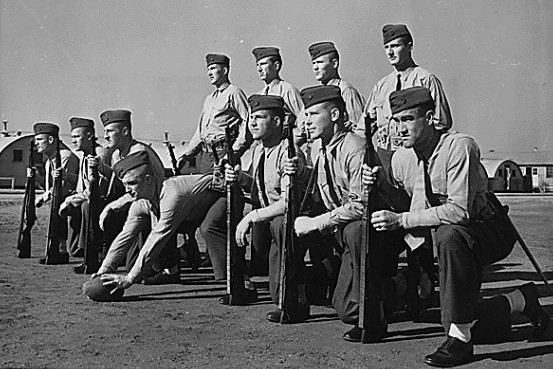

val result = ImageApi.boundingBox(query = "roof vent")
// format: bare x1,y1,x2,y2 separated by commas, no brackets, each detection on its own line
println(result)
1,120,9,137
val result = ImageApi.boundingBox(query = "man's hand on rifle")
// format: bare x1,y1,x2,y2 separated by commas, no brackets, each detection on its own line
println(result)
371,210,403,231
224,163,241,184
26,167,35,179
362,164,382,187
235,210,259,247
52,167,66,180
283,156,299,176
35,192,50,208
100,273,133,294
59,200,70,216
294,216,319,237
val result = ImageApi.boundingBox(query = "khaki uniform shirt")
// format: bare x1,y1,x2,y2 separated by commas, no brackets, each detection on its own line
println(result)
237,139,308,222
257,78,304,124
326,78,366,130
310,130,365,231
357,66,453,151
42,144,79,202
186,83,250,158
64,144,112,206
391,131,491,229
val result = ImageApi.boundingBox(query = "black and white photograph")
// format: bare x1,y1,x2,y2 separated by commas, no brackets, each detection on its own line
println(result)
1,0,552,368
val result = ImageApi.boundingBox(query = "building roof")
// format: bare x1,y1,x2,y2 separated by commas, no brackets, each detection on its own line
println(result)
0,133,34,156
482,151,553,166
481,158,521,177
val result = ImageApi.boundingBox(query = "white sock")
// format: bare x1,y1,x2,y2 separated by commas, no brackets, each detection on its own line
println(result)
504,289,526,313
448,322,473,343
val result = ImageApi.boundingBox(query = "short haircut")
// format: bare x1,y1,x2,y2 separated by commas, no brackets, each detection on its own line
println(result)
327,50,339,62
416,102,435,117
267,55,282,65
125,163,154,180
396,35,413,46
322,99,346,119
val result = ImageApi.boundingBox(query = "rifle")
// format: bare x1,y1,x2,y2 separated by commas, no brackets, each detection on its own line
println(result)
278,121,303,321
17,139,36,258
163,131,180,176
45,139,65,263
224,125,241,305
359,117,387,342
84,138,101,273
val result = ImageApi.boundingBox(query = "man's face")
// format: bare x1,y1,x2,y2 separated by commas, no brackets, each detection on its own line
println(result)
304,103,334,142
103,123,124,149
312,54,336,82
34,133,53,154
207,64,226,85
393,107,432,149
122,170,154,201
71,127,90,152
248,109,279,141
384,37,412,67
256,57,279,83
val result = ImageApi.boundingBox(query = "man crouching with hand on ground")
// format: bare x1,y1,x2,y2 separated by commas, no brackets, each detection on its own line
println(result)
362,86,549,367
91,151,223,294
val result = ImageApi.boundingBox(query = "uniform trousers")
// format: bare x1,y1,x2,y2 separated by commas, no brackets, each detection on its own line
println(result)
332,220,402,325
267,216,309,304
436,222,509,328
199,187,246,281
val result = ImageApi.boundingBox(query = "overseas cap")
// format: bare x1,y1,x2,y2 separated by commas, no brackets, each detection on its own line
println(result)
248,94,285,113
300,85,344,109
308,41,338,60
33,122,59,137
69,117,95,131
252,47,281,62
382,24,412,44
205,53,230,67
112,151,151,179
100,110,131,127
389,87,434,115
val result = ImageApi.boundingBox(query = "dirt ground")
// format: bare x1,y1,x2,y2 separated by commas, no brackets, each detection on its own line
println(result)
1,194,552,369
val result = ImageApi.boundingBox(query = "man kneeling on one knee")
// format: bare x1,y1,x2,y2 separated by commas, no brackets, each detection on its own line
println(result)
363,86,549,367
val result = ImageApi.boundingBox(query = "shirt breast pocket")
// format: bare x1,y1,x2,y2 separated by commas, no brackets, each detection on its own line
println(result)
430,175,447,197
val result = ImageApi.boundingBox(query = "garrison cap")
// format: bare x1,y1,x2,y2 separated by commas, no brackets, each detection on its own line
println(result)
112,151,151,179
382,24,412,44
248,94,285,113
300,85,344,109
82,276,124,302
308,41,339,60
100,110,131,127
389,87,434,115
33,122,59,137
69,117,95,131
252,47,281,62
205,53,230,67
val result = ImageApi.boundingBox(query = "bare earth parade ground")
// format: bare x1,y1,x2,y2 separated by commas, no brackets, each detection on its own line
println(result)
1,194,552,369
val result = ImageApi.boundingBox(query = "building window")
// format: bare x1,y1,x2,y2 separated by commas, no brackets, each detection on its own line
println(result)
547,167,553,178
13,149,23,162
532,167,538,175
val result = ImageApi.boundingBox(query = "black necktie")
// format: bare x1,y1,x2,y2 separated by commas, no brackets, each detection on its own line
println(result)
255,151,270,207
396,74,402,91
264,86,270,95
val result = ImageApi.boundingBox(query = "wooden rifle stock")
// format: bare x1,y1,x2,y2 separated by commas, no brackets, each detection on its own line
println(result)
359,117,387,342
45,139,65,263
17,139,36,258
163,131,181,176
278,122,300,321
84,139,101,273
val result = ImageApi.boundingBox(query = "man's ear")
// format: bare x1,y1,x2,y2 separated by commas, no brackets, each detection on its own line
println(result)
122,126,130,137
425,110,435,126
332,57,339,70
273,114,282,130
48,135,55,145
330,106,341,122
274,60,282,72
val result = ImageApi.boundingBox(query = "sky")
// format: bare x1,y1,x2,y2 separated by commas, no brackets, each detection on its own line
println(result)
1,0,552,155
